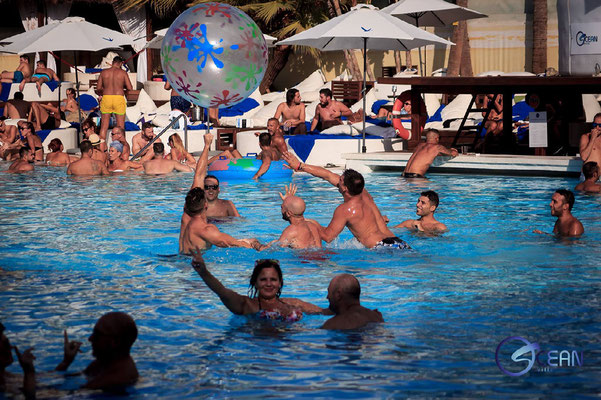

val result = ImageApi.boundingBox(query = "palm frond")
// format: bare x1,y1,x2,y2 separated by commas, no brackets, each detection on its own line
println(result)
247,1,296,24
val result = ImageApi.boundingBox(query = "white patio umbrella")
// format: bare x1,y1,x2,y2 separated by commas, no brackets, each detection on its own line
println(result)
382,0,487,75
1,17,136,130
277,4,452,152
140,28,278,49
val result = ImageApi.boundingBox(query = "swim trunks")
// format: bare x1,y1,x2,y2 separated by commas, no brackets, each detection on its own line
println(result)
41,117,57,131
374,236,411,250
100,95,126,115
32,73,50,80
170,95,191,113
402,172,425,178
13,70,23,83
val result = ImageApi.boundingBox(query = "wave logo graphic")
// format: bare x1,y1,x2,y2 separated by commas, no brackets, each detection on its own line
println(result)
495,336,540,377
576,31,598,46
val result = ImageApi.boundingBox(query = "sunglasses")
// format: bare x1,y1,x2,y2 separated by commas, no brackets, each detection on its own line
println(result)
593,123,601,128
205,184,219,190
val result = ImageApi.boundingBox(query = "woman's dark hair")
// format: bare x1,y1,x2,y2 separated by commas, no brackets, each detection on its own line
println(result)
248,259,283,298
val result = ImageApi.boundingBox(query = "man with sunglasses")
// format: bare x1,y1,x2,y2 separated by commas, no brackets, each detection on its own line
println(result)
579,113,601,168
204,175,240,218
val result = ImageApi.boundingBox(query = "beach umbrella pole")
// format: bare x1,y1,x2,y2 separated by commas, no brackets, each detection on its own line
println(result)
74,51,83,144
361,37,367,154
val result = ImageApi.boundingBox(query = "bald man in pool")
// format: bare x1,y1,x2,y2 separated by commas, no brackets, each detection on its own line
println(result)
267,184,322,249
179,133,261,253
403,129,458,178
322,274,384,330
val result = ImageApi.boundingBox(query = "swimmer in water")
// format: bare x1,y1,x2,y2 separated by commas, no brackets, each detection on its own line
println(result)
108,141,142,172
394,190,448,233
190,250,328,320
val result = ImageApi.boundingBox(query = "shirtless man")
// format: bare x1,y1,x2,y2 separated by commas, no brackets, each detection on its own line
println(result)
403,129,458,178
394,190,448,233
0,55,31,85
579,113,601,167
254,118,287,156
97,56,132,142
67,140,110,176
252,132,282,180
132,123,157,161
533,189,584,237
179,133,261,253
7,147,34,173
109,127,131,161
204,174,240,217
575,162,601,193
310,88,354,132
273,184,322,249
3,92,31,120
108,141,142,172
143,142,193,175
88,134,108,166
322,274,384,330
0,116,18,160
19,60,59,93
282,152,409,249
274,88,306,134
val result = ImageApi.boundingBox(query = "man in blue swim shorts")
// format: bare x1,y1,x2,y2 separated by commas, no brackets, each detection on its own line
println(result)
18,60,58,93
1,55,32,85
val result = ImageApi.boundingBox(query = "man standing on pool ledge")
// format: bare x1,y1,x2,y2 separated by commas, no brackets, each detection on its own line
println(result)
533,189,584,237
179,133,261,253
322,274,384,330
282,152,409,249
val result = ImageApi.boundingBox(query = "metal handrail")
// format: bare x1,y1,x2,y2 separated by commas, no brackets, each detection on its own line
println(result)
130,114,188,161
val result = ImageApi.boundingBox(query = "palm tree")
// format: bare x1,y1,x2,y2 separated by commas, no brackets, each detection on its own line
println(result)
532,0,547,74
447,0,473,77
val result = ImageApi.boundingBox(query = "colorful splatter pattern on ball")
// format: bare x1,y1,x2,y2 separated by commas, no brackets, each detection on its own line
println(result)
161,2,268,109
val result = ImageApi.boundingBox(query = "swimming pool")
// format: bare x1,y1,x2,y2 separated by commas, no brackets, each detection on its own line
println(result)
1,166,600,398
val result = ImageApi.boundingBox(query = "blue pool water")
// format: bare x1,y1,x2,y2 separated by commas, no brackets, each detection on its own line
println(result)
1,166,600,398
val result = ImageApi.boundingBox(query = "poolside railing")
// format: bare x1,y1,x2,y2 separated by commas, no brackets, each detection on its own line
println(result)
130,114,188,161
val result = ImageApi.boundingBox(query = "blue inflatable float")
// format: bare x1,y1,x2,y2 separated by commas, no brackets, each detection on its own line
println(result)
208,158,293,180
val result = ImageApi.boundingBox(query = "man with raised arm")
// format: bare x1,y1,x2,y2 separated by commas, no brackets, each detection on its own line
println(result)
575,161,601,193
394,190,448,233
179,133,261,253
310,88,354,132
204,174,240,218
402,128,458,178
268,184,322,249
282,152,409,249
579,112,601,167
143,142,193,175
533,189,584,237
97,56,132,142
322,274,384,330
67,140,110,176
274,89,306,134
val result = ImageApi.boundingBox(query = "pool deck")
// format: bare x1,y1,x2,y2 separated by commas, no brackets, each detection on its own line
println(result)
343,151,583,177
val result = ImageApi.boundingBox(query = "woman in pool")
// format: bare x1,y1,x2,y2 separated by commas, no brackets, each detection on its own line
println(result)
46,138,77,166
17,121,43,161
166,134,196,168
191,250,327,321
107,141,143,172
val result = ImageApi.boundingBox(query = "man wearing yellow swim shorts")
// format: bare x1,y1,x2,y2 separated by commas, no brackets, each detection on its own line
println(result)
97,56,132,146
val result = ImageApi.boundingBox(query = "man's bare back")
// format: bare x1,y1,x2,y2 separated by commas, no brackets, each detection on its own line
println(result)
143,158,192,175
279,219,322,249
67,157,109,176
98,66,131,96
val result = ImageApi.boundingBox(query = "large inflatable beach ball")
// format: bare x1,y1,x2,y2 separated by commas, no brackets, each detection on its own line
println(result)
161,2,268,109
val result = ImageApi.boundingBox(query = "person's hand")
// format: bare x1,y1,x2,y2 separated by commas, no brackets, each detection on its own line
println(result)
279,184,297,201
451,148,459,157
203,133,214,146
62,330,82,363
241,238,261,250
190,247,206,272
532,229,545,234
283,120,292,128
13,346,35,373
282,151,300,170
